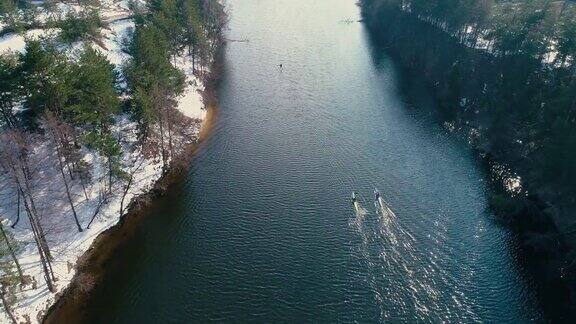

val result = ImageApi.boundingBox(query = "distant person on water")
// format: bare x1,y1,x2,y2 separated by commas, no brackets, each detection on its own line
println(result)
278,64,283,68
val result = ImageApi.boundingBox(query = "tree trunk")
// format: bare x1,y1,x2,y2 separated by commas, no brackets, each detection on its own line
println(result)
0,285,17,324
11,163,52,262
16,155,52,260
87,192,108,229
57,149,83,232
159,113,167,170
167,107,174,160
119,158,143,217
119,176,132,217
192,45,196,72
0,221,24,285
108,155,113,194
79,178,90,201
10,191,20,228
19,180,52,261
20,191,55,291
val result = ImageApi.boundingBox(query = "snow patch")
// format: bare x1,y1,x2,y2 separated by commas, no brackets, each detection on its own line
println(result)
174,55,206,120
0,29,58,54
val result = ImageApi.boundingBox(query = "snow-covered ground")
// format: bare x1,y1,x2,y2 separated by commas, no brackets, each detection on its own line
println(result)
0,28,59,53
100,19,134,67
0,3,208,322
175,55,207,121
34,0,136,25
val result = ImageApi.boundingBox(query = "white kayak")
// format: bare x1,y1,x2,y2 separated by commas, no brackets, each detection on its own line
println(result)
374,188,395,217
352,191,361,214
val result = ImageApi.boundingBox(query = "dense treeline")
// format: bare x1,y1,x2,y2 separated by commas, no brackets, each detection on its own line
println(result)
361,0,576,200
0,0,225,305
0,0,102,38
360,0,576,314
126,0,226,170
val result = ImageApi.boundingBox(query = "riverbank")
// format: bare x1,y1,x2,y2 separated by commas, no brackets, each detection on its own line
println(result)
43,104,217,324
41,28,225,321
359,2,576,319
0,2,226,321
0,67,212,322
40,29,225,320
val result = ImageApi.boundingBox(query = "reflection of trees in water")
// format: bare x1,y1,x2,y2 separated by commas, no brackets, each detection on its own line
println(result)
359,0,576,317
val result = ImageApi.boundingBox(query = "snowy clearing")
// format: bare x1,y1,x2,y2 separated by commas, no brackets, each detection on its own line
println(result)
0,28,59,53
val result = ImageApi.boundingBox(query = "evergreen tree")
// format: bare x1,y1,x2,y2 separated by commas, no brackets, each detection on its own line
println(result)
0,53,20,128
125,23,184,169
178,0,208,71
149,0,183,58
0,219,24,287
67,46,121,192
19,41,73,122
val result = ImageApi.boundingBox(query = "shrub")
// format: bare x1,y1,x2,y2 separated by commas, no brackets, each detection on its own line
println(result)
59,9,102,43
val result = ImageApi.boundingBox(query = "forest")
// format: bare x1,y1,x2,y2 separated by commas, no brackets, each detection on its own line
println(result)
0,0,225,321
360,0,576,311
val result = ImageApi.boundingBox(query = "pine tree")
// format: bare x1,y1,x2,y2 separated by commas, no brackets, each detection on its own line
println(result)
125,24,184,170
178,0,208,71
149,0,183,58
0,219,24,286
19,41,72,122
0,53,20,128
67,46,121,192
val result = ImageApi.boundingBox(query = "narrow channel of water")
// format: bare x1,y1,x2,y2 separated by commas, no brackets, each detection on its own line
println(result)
83,0,544,321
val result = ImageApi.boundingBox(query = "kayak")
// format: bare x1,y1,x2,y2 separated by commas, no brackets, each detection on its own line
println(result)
374,188,395,217
374,188,381,201
351,191,362,214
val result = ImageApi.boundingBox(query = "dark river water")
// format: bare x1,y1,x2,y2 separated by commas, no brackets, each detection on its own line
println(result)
84,0,546,322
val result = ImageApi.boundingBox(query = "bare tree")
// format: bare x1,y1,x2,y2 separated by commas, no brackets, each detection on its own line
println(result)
152,86,169,171
10,191,20,228
0,130,55,292
86,186,109,230
43,112,83,232
119,156,145,217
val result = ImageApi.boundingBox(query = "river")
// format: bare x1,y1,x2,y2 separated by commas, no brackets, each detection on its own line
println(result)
82,0,545,322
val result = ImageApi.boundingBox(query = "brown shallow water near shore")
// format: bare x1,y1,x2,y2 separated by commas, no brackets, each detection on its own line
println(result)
43,104,217,324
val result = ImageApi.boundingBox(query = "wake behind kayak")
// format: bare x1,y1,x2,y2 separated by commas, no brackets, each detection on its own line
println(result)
352,191,369,219
374,188,396,218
